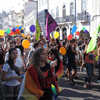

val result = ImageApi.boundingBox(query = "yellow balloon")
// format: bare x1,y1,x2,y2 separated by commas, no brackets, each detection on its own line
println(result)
54,32,59,39
0,30,4,35
22,39,30,49
93,31,95,34
22,27,24,30
50,36,52,38
59,47,66,55
77,27,78,29
27,36,30,38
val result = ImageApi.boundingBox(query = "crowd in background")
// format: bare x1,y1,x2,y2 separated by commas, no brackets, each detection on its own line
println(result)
0,34,100,100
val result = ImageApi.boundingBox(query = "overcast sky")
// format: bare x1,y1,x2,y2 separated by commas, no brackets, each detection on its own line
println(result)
0,0,28,13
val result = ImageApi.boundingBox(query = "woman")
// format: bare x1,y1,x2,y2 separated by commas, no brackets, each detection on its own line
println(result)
25,47,59,100
1,48,22,100
48,48,64,82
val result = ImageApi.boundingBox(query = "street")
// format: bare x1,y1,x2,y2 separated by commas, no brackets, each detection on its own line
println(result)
57,66,100,100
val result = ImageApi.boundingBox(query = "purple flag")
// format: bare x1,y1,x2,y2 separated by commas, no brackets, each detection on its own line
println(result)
46,12,58,41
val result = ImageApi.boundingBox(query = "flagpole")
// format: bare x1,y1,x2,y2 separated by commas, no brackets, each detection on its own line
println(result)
37,0,38,21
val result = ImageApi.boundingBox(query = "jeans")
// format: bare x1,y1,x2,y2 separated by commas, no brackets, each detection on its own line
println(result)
98,57,100,80
85,63,94,84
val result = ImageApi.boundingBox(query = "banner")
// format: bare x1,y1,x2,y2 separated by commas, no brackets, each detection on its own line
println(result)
46,12,58,41
36,20,41,41
86,30,98,53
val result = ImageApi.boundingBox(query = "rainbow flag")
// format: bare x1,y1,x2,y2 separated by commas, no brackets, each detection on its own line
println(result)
17,66,44,100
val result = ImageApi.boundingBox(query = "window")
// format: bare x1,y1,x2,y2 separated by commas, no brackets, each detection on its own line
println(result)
51,9,55,18
82,0,87,11
56,6,59,18
63,3,66,18
70,2,74,15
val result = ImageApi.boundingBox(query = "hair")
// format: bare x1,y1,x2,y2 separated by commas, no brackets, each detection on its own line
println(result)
50,48,60,67
7,48,17,70
81,35,83,37
10,40,16,45
0,47,4,56
33,42,38,48
70,39,76,43
39,35,43,39
38,39,43,43
29,47,45,78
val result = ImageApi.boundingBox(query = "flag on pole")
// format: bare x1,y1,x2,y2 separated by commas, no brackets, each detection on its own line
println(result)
46,12,58,41
36,20,41,41
86,30,98,53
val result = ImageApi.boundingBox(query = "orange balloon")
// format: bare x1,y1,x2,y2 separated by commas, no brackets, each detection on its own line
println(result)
59,47,66,55
22,39,30,49
17,25,19,27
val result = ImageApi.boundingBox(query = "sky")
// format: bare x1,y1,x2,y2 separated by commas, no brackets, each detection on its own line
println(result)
0,0,28,13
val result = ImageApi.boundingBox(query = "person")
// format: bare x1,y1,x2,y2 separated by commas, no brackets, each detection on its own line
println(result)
84,46,96,87
56,38,61,51
50,38,56,48
97,39,100,83
39,35,43,40
48,48,64,83
24,47,59,100
67,39,77,85
15,37,25,57
78,35,85,51
5,41,25,74
38,39,45,48
1,48,22,100
28,42,39,62
0,47,5,73
0,47,5,99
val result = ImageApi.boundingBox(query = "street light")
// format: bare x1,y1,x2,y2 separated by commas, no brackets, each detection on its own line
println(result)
75,0,76,38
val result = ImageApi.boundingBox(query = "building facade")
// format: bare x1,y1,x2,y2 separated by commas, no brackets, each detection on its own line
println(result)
0,11,8,30
2,10,24,30
24,10,36,35
38,0,100,39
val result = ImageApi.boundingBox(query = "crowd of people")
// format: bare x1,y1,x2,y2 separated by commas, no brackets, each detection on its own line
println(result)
0,34,100,100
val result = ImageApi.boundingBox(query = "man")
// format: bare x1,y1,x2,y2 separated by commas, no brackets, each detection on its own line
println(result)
78,35,85,51
67,39,77,85
28,42,39,62
5,41,25,74
15,37,25,57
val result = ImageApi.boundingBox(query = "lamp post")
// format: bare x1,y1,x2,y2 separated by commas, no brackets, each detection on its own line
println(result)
75,0,76,38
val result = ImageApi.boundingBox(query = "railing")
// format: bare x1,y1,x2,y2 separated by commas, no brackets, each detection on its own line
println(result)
77,12,90,21
55,15,75,23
